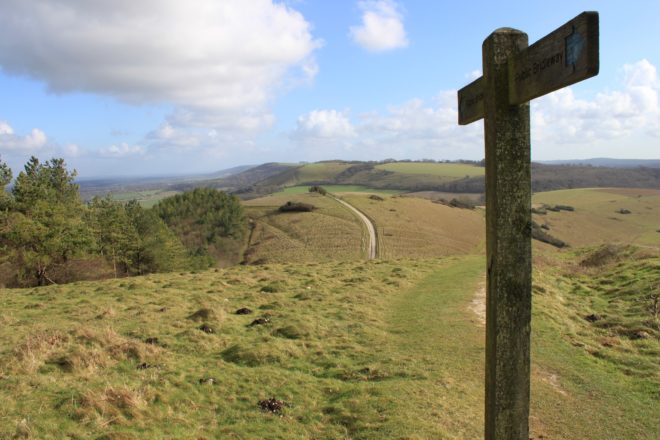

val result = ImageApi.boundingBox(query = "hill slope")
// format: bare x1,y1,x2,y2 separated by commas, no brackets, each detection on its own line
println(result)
532,188,660,248
1,250,657,439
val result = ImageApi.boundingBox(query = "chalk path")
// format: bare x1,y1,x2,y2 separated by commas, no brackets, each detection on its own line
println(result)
332,196,377,260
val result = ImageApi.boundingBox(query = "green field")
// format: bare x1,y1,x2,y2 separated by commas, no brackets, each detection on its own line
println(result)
276,185,402,195
375,162,485,178
242,192,366,264
294,162,354,183
109,189,181,208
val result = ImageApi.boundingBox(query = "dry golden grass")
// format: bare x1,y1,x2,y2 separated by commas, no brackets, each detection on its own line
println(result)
243,192,365,263
341,193,485,258
6,326,161,376
532,188,660,248
71,385,149,427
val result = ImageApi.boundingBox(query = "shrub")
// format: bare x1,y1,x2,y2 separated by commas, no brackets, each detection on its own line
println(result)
531,221,566,248
278,202,315,213
308,186,327,195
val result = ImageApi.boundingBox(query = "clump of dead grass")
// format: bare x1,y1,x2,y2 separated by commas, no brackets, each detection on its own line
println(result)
187,307,224,322
71,386,149,427
11,330,68,373
579,244,629,268
9,326,161,374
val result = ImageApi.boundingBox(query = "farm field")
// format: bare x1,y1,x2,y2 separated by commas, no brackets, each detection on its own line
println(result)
532,188,660,247
341,193,485,259
109,189,182,208
1,248,657,439
276,185,402,196
375,162,485,178
403,190,483,203
242,193,366,264
293,162,354,183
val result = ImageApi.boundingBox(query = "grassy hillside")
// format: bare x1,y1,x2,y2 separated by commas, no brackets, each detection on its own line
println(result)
375,162,485,178
243,191,486,263
242,193,365,264
532,188,660,247
341,193,485,259
276,185,401,195
79,160,660,204
294,162,354,183
1,250,657,439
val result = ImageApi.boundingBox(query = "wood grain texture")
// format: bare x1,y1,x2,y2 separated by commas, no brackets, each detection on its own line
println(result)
458,76,484,125
482,28,532,440
508,11,599,105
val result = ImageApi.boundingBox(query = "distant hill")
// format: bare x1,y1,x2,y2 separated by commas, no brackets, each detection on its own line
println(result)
539,158,660,168
78,164,255,199
78,158,660,201
173,162,300,194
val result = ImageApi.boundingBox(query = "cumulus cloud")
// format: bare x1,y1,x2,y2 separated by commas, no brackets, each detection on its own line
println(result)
0,121,48,151
0,0,321,132
290,60,660,161
291,94,483,161
293,110,356,140
532,59,660,146
350,0,409,52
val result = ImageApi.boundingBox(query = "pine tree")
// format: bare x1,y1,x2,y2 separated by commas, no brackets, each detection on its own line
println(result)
88,196,138,277
3,157,92,285
125,200,188,274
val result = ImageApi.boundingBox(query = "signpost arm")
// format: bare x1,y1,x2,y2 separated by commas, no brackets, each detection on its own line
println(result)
482,28,532,440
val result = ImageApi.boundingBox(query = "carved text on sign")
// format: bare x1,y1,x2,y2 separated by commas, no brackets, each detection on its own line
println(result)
514,52,563,83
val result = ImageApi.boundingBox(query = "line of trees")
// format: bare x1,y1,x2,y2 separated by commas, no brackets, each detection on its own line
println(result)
0,156,245,287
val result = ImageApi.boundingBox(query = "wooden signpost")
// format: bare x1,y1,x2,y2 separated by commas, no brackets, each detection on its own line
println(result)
457,12,599,440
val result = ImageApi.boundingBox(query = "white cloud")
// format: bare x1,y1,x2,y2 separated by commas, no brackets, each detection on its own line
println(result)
0,0,321,133
294,110,356,139
0,121,15,136
532,59,660,147
99,143,146,158
290,60,660,161
291,94,483,161
350,0,408,52
0,121,48,151
64,144,82,157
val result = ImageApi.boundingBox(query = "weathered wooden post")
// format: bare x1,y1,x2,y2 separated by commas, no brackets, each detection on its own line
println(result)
457,12,599,440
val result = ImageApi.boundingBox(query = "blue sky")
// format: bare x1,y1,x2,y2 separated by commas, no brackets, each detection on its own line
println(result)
1,0,658,177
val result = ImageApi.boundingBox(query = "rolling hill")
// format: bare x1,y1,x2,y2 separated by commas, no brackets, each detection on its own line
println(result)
3,160,659,438
90,159,660,206
1,246,657,438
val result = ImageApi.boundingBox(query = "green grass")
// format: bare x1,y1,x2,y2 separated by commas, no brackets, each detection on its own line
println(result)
375,162,485,178
528,246,659,439
295,162,354,183
243,193,366,263
276,185,402,195
1,249,658,438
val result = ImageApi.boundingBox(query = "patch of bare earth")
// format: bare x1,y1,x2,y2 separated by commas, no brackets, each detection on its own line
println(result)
533,365,568,397
469,280,486,326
